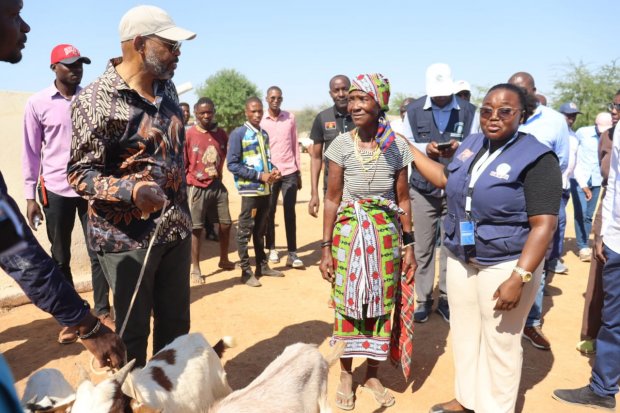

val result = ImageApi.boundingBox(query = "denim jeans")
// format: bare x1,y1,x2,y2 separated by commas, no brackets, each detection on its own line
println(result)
548,189,570,261
591,245,620,397
570,179,601,250
42,190,110,316
266,172,298,252
526,270,546,328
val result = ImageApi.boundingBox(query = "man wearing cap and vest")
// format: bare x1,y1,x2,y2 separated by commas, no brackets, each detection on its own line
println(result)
22,44,113,345
67,5,196,366
402,63,476,324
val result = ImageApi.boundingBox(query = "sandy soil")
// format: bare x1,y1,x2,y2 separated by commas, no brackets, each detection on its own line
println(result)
0,152,601,413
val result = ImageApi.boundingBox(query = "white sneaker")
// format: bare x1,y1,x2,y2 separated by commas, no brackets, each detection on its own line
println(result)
579,248,591,262
286,252,304,268
268,249,280,263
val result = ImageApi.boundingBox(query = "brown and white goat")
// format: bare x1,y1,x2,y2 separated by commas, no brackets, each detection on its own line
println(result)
21,333,233,413
209,341,345,413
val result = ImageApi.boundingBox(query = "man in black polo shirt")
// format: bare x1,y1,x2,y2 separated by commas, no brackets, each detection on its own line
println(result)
308,75,355,217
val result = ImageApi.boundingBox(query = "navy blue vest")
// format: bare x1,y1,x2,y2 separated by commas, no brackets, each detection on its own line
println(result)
443,132,553,265
407,95,476,197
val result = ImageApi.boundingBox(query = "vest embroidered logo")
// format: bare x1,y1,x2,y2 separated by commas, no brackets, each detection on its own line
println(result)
324,121,336,130
450,122,464,139
457,148,474,161
490,163,511,180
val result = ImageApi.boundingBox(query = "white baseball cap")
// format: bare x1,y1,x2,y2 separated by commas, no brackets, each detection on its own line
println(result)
426,63,454,97
119,5,196,42
595,112,613,134
453,80,471,94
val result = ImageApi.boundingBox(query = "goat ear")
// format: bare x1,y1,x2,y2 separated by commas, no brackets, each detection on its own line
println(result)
113,359,136,384
213,336,236,358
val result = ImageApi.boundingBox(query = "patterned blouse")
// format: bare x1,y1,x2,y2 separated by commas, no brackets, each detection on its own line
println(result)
68,58,192,253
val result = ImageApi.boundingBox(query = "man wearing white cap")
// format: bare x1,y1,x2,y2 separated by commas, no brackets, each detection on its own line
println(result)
402,63,476,323
453,80,471,102
67,5,196,366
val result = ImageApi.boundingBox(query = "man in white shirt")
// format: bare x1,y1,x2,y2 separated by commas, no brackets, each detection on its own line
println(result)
571,113,613,261
509,71,570,351
553,120,620,412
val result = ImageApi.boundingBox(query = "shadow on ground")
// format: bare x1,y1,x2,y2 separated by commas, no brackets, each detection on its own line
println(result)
1,317,84,381
224,320,332,389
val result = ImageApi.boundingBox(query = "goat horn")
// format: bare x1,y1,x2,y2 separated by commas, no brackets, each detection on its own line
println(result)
113,359,136,384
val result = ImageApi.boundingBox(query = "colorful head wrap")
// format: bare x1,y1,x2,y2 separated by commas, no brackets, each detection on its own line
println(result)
350,73,391,112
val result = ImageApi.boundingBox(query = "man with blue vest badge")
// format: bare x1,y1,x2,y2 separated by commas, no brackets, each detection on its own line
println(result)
402,63,476,323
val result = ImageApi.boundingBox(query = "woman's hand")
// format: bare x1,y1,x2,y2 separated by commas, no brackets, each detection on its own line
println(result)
493,273,524,311
401,247,417,284
319,247,335,283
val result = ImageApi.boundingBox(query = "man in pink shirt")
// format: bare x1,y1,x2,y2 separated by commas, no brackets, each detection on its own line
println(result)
22,44,112,344
261,86,304,268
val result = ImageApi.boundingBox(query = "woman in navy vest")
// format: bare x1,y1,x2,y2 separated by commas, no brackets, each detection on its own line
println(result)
406,83,561,413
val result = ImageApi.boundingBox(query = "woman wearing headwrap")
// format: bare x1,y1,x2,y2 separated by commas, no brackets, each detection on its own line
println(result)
320,73,416,410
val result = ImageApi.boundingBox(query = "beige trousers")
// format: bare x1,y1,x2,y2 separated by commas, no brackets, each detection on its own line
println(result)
446,251,542,413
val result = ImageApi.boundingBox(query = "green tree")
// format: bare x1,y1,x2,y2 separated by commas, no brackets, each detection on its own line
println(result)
552,60,620,129
195,69,261,133
388,92,417,116
294,103,330,133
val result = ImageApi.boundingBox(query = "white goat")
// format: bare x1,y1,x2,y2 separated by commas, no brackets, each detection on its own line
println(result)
209,341,345,413
21,368,76,412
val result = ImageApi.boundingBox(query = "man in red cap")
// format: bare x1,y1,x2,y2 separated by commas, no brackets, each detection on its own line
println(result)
22,43,113,345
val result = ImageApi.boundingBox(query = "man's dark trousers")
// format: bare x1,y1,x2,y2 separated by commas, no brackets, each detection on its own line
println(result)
238,195,270,271
42,190,110,316
97,236,191,367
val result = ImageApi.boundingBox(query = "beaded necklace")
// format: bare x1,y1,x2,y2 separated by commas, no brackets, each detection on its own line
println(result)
352,129,381,191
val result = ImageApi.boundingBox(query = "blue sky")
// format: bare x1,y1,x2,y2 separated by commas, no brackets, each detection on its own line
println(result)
1,0,618,110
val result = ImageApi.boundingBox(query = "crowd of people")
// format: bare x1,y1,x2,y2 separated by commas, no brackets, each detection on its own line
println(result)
1,2,619,413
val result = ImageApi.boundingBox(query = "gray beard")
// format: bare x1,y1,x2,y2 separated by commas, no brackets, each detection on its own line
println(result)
145,49,173,80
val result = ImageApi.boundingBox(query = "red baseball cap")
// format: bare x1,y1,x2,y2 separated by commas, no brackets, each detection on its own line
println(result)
50,44,91,65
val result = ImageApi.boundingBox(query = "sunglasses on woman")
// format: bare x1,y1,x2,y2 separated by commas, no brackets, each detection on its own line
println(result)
479,107,523,121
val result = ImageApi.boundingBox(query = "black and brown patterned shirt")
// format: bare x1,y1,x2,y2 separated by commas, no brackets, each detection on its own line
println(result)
68,58,191,252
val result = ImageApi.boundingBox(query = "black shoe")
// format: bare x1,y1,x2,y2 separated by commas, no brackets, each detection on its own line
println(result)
429,403,474,413
206,231,219,242
257,263,284,277
437,297,450,323
414,303,431,323
553,385,616,411
240,269,261,287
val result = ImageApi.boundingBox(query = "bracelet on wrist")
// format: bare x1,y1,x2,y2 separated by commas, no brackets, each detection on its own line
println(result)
320,240,332,248
76,318,101,340
402,231,415,246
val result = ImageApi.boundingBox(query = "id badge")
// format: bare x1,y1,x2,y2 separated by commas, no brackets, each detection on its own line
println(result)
460,220,475,246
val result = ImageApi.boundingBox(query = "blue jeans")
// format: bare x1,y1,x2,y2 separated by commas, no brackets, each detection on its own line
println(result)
526,270,546,328
590,245,620,397
570,179,601,250
548,189,570,261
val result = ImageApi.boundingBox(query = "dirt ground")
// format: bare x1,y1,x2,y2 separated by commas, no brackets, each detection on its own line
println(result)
0,153,601,412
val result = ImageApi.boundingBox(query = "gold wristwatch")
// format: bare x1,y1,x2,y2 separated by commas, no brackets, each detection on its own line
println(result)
513,266,532,283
